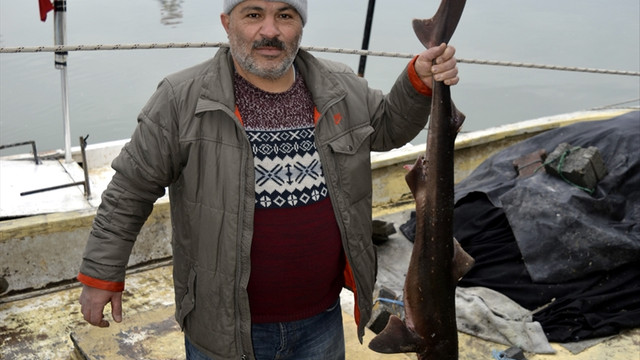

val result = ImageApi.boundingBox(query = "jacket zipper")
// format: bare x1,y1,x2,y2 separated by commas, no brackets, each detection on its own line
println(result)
234,115,253,359
198,103,253,358
314,95,362,313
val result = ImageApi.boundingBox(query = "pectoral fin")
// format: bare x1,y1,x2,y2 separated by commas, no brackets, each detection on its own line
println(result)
453,237,475,281
368,315,423,354
405,155,427,200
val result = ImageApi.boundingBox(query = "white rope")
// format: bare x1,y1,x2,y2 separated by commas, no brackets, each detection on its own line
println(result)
456,58,640,77
0,42,229,52
1,42,638,77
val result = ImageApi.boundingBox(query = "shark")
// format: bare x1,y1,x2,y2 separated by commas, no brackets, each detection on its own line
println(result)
368,0,472,359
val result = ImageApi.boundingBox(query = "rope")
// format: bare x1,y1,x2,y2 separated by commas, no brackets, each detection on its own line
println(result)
456,58,640,76
1,42,638,77
0,42,229,52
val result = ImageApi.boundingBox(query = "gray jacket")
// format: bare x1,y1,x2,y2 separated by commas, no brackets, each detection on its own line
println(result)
80,47,432,359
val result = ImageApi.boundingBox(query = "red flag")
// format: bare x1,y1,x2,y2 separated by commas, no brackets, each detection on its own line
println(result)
39,0,54,22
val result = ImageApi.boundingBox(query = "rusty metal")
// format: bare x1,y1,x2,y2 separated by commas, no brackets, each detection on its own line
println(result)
0,140,41,165
19,136,92,198
79,135,91,198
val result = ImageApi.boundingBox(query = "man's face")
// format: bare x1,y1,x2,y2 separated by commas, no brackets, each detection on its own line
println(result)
222,1,303,80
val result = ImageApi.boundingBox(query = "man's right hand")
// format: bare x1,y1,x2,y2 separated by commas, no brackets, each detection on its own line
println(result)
79,284,123,327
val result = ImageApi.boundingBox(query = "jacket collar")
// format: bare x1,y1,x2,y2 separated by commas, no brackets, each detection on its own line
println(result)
197,48,237,111
294,49,347,112
199,47,347,114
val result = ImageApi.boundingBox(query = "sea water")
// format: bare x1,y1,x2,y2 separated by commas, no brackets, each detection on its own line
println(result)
1,0,638,154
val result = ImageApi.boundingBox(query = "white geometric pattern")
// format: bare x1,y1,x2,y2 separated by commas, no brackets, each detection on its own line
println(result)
248,127,329,209
233,70,328,209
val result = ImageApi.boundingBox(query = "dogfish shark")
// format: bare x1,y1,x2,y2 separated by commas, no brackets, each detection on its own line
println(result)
368,0,473,359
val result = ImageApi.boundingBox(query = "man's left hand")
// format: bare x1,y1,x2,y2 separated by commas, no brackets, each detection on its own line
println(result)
414,43,459,88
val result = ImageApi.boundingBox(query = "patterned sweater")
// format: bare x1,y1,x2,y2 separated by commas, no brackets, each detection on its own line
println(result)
234,71,345,323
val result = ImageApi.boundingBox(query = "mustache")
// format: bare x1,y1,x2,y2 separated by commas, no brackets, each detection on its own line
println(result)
253,37,286,50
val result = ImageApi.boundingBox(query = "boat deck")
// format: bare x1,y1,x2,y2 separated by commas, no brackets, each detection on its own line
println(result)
1,206,637,359
0,263,416,360
0,138,131,220
0,159,93,218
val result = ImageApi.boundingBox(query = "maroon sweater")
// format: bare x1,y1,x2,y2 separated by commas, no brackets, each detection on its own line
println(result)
234,72,345,323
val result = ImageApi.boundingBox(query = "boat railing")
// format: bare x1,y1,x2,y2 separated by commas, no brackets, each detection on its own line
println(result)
0,136,92,199
0,140,42,165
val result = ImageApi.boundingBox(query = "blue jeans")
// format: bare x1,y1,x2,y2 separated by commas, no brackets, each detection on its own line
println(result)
185,299,345,360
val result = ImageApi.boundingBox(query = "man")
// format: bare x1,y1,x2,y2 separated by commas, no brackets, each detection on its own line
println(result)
77,1,460,359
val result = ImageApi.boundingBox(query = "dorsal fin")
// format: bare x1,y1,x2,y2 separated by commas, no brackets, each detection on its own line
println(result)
368,315,424,354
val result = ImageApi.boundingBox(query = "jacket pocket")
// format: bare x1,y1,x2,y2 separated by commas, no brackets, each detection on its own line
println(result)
326,125,375,204
327,125,374,155
177,267,197,329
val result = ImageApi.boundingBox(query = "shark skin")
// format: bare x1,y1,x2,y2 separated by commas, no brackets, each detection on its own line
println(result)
368,0,471,359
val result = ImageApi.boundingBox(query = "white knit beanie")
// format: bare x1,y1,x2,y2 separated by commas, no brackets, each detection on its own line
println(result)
223,0,307,25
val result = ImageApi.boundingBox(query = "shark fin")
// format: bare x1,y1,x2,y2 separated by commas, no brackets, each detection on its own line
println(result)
405,155,427,199
412,18,438,48
413,0,467,48
368,315,423,354
452,237,475,281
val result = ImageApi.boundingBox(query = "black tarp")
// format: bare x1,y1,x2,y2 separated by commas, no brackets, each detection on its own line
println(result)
455,111,640,283
452,192,640,342
400,111,640,341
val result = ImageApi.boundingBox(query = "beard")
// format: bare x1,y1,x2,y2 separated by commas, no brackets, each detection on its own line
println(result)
229,33,302,80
